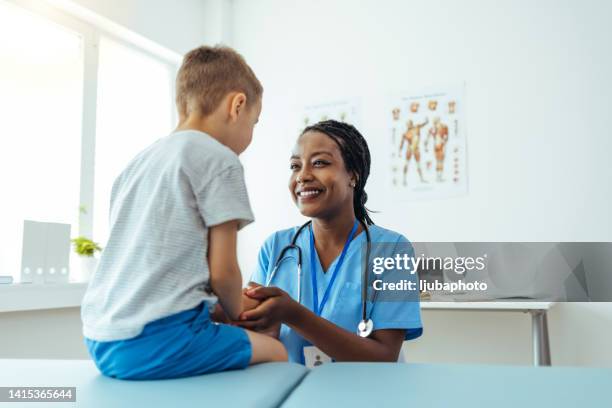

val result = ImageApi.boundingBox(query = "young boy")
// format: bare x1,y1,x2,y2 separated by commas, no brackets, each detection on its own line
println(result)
81,46,287,380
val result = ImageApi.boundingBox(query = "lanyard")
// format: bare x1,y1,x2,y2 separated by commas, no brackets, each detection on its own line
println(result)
309,219,359,316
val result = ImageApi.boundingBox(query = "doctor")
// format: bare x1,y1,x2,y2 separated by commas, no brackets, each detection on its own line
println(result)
238,120,423,364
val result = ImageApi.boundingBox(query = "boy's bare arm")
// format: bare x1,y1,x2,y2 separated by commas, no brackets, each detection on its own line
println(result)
208,220,243,320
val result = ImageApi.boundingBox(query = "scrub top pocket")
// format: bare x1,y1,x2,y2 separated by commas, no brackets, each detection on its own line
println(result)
329,281,362,332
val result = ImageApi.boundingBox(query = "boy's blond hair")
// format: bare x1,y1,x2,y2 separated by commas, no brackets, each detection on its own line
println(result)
176,45,263,117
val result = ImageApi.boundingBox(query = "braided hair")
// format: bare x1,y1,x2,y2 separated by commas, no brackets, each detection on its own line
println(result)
300,120,374,225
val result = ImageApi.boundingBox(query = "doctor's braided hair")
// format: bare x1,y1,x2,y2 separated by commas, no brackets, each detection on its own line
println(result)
301,120,374,226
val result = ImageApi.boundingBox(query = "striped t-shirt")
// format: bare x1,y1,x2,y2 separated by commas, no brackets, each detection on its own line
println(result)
81,130,254,341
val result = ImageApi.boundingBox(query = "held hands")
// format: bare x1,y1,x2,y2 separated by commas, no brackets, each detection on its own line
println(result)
235,284,297,337
242,285,263,313
209,282,291,339
209,284,262,324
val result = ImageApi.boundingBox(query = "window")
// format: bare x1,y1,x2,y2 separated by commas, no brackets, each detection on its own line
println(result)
93,37,175,246
0,0,178,282
0,0,83,280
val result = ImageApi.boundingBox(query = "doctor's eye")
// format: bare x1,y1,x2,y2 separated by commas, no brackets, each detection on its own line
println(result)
289,162,301,171
312,160,330,167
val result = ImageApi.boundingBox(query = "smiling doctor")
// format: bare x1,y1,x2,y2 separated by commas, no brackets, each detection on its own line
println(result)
237,120,423,366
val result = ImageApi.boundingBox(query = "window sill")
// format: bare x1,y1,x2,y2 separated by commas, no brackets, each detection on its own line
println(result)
0,282,87,313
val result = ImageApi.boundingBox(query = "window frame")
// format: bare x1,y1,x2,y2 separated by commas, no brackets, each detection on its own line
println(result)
5,0,180,242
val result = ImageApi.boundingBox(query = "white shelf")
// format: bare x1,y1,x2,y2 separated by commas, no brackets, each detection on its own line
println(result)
0,282,87,313
421,301,555,311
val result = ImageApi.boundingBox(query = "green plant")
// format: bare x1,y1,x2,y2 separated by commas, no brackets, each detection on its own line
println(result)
71,236,102,257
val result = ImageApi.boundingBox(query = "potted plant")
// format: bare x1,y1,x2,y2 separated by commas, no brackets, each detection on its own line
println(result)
71,236,102,282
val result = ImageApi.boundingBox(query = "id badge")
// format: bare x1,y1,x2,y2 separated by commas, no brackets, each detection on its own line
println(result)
303,346,332,368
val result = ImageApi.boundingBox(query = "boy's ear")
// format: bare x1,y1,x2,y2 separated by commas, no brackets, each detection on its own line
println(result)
228,92,247,122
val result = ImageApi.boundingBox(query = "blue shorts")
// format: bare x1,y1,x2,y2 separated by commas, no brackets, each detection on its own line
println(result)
85,302,252,380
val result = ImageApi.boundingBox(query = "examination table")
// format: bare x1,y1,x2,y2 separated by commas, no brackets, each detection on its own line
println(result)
0,359,610,407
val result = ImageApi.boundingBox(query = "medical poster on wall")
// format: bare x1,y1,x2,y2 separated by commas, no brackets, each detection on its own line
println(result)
300,99,362,132
387,85,468,200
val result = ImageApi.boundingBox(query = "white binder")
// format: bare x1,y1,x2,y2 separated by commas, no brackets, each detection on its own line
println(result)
20,220,71,284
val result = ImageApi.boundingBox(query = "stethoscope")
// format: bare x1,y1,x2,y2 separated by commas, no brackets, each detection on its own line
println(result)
265,219,375,338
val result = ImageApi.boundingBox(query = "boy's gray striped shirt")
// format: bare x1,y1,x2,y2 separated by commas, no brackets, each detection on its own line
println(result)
81,130,254,341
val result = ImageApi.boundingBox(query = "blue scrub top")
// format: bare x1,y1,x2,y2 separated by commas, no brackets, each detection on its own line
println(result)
250,224,423,364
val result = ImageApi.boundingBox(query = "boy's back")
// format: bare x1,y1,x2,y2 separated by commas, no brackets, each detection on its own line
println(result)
82,130,253,342
82,45,286,380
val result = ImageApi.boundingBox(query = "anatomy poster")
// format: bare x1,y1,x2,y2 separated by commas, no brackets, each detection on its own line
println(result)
388,86,468,200
300,99,362,132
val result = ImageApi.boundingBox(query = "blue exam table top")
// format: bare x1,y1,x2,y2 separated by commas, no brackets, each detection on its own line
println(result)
1,359,611,408
0,359,307,408
282,362,612,408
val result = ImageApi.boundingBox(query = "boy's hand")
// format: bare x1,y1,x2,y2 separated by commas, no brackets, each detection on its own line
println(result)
210,283,262,323
242,281,263,311
240,286,281,338
236,286,296,339
242,289,262,313
240,282,281,338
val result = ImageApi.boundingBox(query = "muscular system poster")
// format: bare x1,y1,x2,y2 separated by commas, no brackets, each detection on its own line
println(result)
388,85,468,200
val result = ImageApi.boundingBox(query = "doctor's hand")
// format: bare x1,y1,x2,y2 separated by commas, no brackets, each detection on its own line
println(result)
211,284,263,323
236,286,298,334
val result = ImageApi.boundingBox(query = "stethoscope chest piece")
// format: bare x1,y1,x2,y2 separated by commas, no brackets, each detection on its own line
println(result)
357,319,374,338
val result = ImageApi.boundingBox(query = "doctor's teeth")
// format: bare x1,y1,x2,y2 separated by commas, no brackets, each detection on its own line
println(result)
300,190,320,197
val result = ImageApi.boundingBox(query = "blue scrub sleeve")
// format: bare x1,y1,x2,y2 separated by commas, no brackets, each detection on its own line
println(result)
370,236,423,341
249,233,274,285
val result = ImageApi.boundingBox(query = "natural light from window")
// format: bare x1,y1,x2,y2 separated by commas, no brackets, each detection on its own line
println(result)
0,0,83,281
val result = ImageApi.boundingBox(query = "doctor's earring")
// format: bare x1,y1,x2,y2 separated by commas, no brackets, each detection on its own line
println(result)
350,181,356,188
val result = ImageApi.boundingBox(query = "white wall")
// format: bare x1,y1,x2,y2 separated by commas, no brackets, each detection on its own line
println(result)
0,308,88,359
66,0,209,54
231,0,612,366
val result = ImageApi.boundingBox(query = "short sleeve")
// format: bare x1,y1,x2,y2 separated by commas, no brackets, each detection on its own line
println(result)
195,165,254,230
250,233,276,285
370,235,423,341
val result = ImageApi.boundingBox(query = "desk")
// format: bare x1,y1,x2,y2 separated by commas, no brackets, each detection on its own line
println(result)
421,301,555,366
